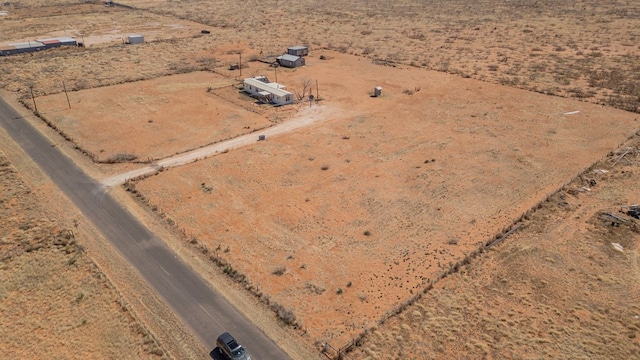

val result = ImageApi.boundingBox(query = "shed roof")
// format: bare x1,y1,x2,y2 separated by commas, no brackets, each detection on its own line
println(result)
288,45,307,50
277,54,301,62
128,34,144,38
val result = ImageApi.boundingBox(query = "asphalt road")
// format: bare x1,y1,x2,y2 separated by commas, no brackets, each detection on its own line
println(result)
0,97,290,360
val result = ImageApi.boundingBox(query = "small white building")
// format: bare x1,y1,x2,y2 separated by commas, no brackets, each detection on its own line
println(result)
243,76,293,106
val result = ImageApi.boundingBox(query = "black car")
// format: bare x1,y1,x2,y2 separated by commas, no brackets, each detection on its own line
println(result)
216,332,251,360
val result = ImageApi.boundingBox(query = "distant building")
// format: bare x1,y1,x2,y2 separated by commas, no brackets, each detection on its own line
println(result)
243,76,293,106
0,45,17,56
127,35,144,44
0,41,45,56
287,45,308,57
1,37,77,56
276,54,305,68
36,37,77,48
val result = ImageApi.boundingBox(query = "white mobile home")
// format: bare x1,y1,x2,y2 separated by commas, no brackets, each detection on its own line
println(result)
243,76,293,106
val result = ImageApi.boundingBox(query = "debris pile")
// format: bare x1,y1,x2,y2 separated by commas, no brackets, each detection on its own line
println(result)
627,205,640,220
610,146,640,167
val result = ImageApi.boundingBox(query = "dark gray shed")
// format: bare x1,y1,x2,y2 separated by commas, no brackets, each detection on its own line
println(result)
287,45,309,57
277,54,305,68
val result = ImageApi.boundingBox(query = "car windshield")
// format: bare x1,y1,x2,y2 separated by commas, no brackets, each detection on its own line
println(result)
232,347,245,358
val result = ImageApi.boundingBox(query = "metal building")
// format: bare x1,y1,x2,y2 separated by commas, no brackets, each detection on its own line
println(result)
3,41,45,55
287,45,309,57
128,35,144,44
276,54,305,68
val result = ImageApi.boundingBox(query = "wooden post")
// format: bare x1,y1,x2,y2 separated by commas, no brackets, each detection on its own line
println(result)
239,52,242,77
62,81,71,109
316,79,319,100
30,87,38,114
274,65,278,83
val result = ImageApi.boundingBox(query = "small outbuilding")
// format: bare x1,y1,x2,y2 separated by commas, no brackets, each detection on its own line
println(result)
287,45,308,57
127,34,144,44
276,54,305,68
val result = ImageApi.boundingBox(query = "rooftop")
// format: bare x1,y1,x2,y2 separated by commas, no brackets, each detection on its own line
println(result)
244,77,292,97
35,37,76,43
277,54,301,62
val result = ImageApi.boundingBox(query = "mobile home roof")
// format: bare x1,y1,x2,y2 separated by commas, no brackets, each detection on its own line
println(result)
244,77,292,97
36,37,76,43
9,42,45,49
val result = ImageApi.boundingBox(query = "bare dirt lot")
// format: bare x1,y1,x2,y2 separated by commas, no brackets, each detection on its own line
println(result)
128,52,639,345
36,71,272,162
0,151,165,359
352,139,640,359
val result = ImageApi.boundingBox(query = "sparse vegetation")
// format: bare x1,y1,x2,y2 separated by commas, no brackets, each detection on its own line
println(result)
0,152,164,358
4,1,640,358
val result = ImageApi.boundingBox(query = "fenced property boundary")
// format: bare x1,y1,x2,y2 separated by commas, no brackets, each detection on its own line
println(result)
320,130,640,359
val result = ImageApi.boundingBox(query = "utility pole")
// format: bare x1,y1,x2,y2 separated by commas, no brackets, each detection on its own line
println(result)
274,65,278,83
62,80,71,109
30,87,38,114
239,52,242,77
316,79,319,100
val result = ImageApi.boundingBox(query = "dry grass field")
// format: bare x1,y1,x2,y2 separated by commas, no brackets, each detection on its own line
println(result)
2,1,640,359
0,3,204,46
0,152,165,359
122,0,640,112
2,1,640,113
351,139,640,359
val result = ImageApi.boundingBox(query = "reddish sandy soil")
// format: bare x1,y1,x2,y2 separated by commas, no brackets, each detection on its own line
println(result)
36,71,271,162
124,52,639,345
2,1,640,359
352,139,640,359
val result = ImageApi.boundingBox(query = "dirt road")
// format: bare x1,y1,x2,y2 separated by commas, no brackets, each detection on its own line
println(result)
101,104,337,187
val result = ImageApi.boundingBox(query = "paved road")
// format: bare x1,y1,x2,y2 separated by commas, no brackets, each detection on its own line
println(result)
101,104,337,187
0,97,290,359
